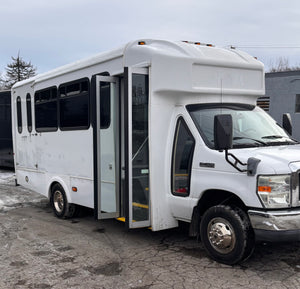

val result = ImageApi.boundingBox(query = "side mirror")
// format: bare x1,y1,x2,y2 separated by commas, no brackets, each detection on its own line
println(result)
282,113,292,135
214,114,233,150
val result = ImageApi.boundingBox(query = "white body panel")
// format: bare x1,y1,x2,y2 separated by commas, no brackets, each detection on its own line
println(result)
15,39,298,233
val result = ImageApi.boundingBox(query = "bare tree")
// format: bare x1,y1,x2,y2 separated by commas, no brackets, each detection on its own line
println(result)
269,57,300,72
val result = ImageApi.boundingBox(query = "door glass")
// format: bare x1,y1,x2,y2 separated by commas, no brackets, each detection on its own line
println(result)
172,118,195,196
100,81,116,214
132,74,149,222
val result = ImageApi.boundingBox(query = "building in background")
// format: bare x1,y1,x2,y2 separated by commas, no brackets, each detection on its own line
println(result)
261,71,300,141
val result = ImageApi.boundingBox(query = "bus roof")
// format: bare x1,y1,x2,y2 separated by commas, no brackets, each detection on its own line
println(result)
12,39,263,89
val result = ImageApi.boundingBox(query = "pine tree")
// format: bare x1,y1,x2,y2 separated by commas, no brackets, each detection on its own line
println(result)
3,53,36,89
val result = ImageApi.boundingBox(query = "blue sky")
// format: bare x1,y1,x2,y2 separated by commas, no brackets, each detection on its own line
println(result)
1,0,300,74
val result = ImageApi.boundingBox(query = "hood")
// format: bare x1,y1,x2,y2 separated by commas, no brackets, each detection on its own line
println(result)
232,144,300,174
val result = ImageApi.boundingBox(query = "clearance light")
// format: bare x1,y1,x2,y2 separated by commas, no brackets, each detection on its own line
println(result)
206,44,213,47
138,41,146,45
72,187,78,192
194,42,201,45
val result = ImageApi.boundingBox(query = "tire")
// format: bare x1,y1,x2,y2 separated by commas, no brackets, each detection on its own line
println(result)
200,205,254,265
50,183,77,219
234,207,255,262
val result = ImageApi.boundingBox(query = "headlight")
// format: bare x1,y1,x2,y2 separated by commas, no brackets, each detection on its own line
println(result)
257,175,291,208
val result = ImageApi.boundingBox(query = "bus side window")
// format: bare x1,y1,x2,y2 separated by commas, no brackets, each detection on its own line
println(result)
16,96,22,134
171,117,195,196
35,87,58,132
26,93,32,132
59,79,90,130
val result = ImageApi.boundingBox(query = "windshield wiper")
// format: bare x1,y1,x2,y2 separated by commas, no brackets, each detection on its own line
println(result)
233,137,267,146
262,135,299,144
262,135,284,139
261,135,299,145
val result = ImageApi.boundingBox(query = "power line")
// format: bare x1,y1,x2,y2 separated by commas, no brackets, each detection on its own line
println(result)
234,46,300,49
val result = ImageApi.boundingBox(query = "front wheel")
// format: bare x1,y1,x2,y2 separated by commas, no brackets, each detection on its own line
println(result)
50,183,77,219
200,205,254,265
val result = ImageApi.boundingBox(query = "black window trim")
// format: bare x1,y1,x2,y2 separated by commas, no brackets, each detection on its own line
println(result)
34,86,58,133
16,96,22,134
26,93,32,133
58,77,90,131
100,80,112,130
295,94,300,113
171,116,195,197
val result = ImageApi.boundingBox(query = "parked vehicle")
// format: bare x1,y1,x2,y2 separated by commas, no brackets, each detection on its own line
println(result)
0,90,14,169
11,39,300,264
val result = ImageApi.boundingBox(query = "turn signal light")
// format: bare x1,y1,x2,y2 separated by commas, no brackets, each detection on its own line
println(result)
258,186,271,193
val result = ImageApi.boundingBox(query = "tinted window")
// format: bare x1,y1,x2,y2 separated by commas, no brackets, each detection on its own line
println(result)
296,94,300,113
100,82,111,129
35,87,58,132
26,93,32,132
131,74,149,221
171,118,195,196
59,79,89,130
16,96,22,133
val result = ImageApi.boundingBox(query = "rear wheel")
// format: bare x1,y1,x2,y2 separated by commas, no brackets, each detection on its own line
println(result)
200,205,254,265
50,183,77,219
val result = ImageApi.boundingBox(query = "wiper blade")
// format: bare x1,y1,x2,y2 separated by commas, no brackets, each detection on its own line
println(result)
262,135,284,139
233,136,267,146
262,135,299,144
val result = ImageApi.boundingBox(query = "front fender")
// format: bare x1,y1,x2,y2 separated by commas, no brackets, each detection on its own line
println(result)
191,168,262,208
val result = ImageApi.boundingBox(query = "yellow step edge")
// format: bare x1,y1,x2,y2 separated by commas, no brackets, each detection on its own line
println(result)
132,202,149,209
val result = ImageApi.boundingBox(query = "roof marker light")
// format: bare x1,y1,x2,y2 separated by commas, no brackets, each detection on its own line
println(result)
138,41,146,45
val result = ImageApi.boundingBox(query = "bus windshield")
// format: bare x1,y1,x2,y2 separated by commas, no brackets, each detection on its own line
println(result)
187,103,297,149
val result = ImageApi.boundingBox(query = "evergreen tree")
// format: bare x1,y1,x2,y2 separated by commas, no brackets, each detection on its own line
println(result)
2,53,36,89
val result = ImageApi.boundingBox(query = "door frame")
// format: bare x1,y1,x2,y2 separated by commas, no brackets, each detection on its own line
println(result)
95,75,120,219
124,67,151,229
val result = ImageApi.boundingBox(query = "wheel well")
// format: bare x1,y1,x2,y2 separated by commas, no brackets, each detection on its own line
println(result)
198,189,246,216
189,189,247,237
48,181,60,199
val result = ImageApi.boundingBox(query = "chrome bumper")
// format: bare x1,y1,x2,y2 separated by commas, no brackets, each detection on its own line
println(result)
248,209,300,231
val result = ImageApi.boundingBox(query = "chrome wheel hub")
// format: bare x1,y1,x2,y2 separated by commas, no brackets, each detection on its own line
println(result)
53,190,64,213
207,217,236,254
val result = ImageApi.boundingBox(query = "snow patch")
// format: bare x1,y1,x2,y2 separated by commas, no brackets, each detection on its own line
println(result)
0,169,48,212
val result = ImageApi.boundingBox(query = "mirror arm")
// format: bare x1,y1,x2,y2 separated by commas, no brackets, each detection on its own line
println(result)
224,150,260,176
224,149,248,173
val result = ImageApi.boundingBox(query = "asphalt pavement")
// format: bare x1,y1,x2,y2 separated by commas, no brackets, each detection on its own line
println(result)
0,169,299,289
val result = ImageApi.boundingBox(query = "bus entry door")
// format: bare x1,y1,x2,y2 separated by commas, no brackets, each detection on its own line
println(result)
96,76,119,219
125,67,150,228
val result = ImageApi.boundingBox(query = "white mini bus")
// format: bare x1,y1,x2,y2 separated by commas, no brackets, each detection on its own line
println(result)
12,39,300,264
